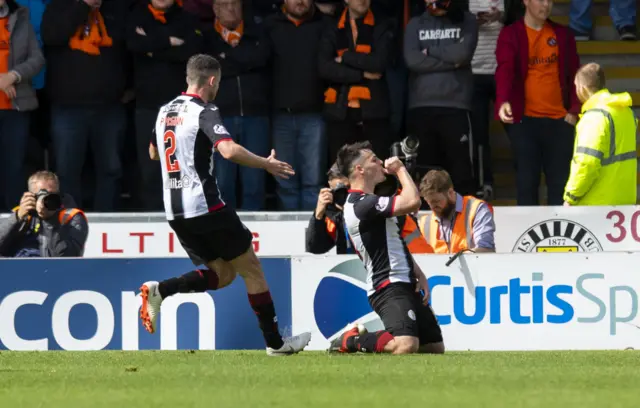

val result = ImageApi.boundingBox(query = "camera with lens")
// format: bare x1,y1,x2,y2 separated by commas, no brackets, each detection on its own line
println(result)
35,189,62,212
390,135,420,174
329,182,349,209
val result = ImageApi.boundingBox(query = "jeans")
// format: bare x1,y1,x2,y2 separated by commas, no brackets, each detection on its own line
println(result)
470,74,496,187
570,0,637,32
272,113,327,211
51,104,126,211
214,116,270,210
0,110,29,210
135,108,163,211
507,116,575,206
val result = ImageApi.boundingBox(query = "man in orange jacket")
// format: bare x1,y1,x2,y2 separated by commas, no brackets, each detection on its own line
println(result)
418,169,495,254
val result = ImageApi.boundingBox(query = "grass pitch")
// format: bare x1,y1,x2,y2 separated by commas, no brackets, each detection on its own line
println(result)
1,350,639,407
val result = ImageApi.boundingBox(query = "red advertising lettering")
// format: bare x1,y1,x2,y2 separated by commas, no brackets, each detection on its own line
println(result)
130,232,154,253
252,232,259,253
169,232,175,253
605,210,640,243
102,233,124,253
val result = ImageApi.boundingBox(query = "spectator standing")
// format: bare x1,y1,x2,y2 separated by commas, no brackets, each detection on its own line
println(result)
570,0,636,41
265,0,328,211
319,0,394,162
564,63,637,206
468,0,504,201
205,0,271,210
41,0,129,211
0,0,45,210
496,0,580,206
404,0,479,196
127,0,203,211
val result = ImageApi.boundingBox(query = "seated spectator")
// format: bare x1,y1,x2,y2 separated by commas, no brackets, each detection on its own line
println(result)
0,171,88,257
265,0,328,211
41,0,129,211
306,160,433,255
127,0,203,211
496,0,580,206
564,63,637,206
318,0,395,162
418,169,495,254
0,0,45,211
404,0,479,197
570,0,636,41
205,0,270,210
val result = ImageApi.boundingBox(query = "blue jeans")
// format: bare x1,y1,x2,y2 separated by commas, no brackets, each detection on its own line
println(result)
214,116,270,210
272,113,327,211
51,104,125,211
0,110,29,210
570,0,636,32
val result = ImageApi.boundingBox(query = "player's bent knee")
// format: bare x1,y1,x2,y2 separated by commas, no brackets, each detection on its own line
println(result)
391,336,420,355
206,260,237,288
231,247,263,279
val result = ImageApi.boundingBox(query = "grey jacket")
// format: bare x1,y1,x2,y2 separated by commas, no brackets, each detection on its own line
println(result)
404,11,478,111
7,6,45,111
0,195,89,258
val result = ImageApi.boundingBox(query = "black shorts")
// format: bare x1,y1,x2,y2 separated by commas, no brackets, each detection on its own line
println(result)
369,282,443,345
168,207,253,265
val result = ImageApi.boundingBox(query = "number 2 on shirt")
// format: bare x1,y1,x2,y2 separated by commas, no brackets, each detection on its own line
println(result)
163,130,181,173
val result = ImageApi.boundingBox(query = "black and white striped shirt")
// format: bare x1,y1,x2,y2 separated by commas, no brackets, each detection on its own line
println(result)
343,190,415,296
151,94,231,220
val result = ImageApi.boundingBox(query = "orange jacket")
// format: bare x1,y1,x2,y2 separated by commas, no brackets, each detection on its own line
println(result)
400,214,434,253
418,196,485,254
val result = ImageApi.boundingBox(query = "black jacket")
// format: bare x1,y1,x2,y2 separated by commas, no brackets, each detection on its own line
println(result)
305,207,351,254
0,195,88,258
41,0,129,106
318,10,394,121
264,8,329,113
203,20,270,117
126,2,203,109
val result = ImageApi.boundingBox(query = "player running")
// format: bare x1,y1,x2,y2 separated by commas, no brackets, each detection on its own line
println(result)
329,141,445,355
140,54,311,356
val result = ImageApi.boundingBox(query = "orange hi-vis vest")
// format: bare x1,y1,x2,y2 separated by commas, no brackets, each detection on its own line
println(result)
418,196,483,254
12,206,86,226
400,215,434,253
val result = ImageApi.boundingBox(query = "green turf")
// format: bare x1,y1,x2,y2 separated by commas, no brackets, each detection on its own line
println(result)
1,350,639,407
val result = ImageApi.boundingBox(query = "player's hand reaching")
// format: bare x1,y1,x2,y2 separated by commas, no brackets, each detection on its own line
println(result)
384,157,405,175
416,271,430,305
265,149,295,179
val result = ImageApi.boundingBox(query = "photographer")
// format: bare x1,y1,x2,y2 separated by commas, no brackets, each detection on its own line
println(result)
306,160,433,255
0,171,88,257
306,164,352,254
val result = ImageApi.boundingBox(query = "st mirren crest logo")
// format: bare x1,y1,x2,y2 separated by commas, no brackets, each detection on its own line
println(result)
513,219,603,253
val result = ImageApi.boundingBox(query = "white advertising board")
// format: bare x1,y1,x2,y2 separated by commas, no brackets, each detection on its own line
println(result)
76,206,640,257
291,252,640,351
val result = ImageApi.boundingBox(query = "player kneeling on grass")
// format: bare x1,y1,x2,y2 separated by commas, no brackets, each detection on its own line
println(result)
140,54,311,356
329,141,445,355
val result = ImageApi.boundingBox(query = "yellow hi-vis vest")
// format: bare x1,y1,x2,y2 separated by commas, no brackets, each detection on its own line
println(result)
564,89,638,205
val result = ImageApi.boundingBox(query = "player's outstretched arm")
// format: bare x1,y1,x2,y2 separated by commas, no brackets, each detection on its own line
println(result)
217,141,294,179
385,157,421,216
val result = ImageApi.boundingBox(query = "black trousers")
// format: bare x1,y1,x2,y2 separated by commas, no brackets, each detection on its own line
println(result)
135,107,164,211
506,116,575,206
327,108,391,166
408,107,476,196
470,74,495,187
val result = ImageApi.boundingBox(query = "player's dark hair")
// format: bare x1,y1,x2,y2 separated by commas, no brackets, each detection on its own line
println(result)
186,54,221,87
336,141,373,178
419,169,454,196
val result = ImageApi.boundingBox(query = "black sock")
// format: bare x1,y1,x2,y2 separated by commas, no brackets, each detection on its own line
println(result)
248,291,284,350
346,331,394,353
158,269,219,299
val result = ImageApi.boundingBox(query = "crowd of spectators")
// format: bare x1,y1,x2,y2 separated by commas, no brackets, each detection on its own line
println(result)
0,0,636,213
